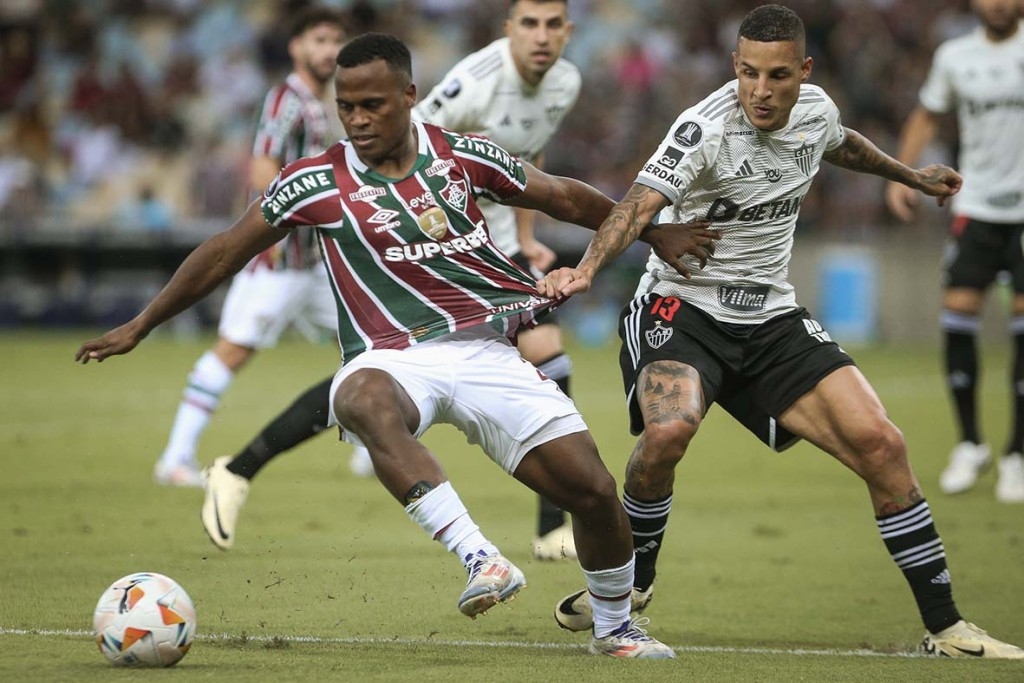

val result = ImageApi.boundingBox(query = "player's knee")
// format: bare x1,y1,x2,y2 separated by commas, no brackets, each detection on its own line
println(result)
333,369,402,428
641,417,700,465
560,468,620,518
855,419,907,472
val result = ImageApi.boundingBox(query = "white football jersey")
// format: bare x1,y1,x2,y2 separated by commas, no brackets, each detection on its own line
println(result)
634,80,845,324
414,37,581,255
919,22,1024,222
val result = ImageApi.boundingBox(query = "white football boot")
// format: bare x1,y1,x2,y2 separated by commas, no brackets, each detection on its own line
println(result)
996,453,1024,503
939,441,990,494
201,456,250,550
153,459,204,488
921,620,1024,658
348,446,375,478
589,618,676,659
554,584,654,632
457,552,526,618
532,523,577,561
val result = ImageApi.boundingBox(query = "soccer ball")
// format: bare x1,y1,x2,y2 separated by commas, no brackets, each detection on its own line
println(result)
92,572,196,667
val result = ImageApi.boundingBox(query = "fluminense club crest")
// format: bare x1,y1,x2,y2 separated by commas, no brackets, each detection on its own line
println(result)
440,179,468,212
645,320,674,349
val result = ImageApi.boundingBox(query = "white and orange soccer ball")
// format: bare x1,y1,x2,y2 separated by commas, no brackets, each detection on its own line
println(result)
92,572,196,667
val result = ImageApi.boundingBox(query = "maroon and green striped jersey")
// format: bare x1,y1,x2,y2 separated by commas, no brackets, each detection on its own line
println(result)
250,73,333,272
260,121,555,362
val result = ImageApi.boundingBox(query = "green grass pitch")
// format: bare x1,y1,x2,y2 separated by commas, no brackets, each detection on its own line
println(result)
1,330,1021,682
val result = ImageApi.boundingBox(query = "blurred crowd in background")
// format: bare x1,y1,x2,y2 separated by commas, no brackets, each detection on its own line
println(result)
0,0,975,242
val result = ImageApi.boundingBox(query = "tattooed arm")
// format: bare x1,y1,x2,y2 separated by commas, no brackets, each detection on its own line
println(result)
536,183,670,298
824,127,962,201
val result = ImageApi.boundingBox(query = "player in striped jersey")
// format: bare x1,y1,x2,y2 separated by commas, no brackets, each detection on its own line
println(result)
886,0,1024,504
76,33,721,657
198,0,583,561
544,4,1023,659
153,6,346,487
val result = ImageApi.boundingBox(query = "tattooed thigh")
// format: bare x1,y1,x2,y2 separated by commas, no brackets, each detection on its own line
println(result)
637,360,705,428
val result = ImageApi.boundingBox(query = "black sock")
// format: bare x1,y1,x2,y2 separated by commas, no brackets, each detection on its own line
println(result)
942,311,981,444
535,353,572,398
876,500,961,634
537,496,565,536
623,490,672,592
1008,322,1024,454
227,377,333,480
535,353,572,535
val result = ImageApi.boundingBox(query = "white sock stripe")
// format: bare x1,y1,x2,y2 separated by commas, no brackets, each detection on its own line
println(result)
623,495,672,515
940,311,980,333
876,502,930,530
879,516,935,539
632,527,668,537
891,538,943,562
898,549,947,569
536,354,573,381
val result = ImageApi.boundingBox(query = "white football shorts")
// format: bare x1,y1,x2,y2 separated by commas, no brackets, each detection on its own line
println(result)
218,264,337,348
328,324,587,474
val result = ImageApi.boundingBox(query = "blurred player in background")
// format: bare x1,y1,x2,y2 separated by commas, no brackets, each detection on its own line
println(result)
414,0,581,559
885,0,1024,504
152,6,346,487
77,33,724,657
542,4,1023,659
203,0,584,561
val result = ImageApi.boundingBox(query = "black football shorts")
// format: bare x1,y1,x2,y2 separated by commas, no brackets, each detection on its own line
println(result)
943,217,1024,292
618,294,856,451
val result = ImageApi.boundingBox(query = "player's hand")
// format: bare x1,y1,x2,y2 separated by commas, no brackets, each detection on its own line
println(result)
75,321,147,364
642,220,721,279
885,180,918,222
914,164,962,208
519,236,557,274
537,267,592,299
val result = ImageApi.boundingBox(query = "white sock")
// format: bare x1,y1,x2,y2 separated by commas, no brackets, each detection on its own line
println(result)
405,481,499,568
585,556,634,637
160,351,234,466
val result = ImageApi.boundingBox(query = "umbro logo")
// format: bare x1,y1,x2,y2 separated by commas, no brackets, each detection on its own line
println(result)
635,541,660,554
734,159,754,178
368,209,399,224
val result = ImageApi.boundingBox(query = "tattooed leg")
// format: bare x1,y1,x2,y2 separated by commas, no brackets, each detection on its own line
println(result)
625,360,705,499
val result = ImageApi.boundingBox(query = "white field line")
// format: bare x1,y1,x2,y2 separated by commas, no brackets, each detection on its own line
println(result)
0,627,925,658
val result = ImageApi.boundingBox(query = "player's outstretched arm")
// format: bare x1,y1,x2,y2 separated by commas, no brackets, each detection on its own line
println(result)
884,106,943,222
539,181,687,299
824,126,962,208
75,201,284,364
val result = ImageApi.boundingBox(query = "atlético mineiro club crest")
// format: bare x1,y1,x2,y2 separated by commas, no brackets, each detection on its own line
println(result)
417,206,450,240
794,143,815,176
440,179,468,212
645,320,673,349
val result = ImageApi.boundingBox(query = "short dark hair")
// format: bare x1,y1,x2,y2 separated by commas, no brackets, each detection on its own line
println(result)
289,5,347,40
508,0,568,10
336,33,412,81
738,4,805,49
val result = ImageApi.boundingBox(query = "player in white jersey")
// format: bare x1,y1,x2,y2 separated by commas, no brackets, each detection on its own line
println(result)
75,33,723,658
542,4,1024,659
414,0,582,559
885,0,1024,503
153,7,346,487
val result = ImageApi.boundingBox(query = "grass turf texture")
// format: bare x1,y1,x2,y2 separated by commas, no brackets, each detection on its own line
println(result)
1,331,1021,682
